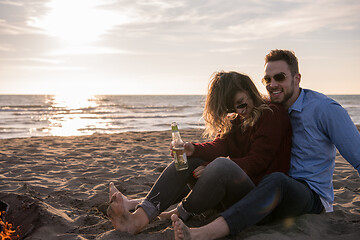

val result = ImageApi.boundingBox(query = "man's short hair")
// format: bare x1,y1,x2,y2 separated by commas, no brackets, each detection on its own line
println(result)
265,49,299,76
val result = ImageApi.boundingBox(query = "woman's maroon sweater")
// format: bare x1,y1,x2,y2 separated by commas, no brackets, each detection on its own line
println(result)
191,103,292,185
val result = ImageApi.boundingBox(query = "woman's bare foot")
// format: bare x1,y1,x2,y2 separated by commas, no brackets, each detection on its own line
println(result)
107,192,149,234
172,214,192,240
159,207,178,220
109,182,142,211
109,182,119,202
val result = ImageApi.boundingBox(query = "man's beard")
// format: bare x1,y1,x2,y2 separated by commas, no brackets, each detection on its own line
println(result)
269,78,295,105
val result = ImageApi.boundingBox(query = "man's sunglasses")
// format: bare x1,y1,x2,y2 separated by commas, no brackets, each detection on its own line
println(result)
262,72,286,85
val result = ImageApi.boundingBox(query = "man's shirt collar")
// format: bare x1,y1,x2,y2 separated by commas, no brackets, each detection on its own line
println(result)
288,88,304,114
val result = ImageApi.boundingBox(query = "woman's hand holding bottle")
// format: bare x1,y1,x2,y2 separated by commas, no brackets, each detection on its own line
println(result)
184,142,195,157
169,142,195,157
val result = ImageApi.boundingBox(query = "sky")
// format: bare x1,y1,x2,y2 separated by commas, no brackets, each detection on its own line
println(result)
0,0,359,95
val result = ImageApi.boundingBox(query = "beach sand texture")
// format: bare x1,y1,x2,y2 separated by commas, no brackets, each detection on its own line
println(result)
1,128,359,240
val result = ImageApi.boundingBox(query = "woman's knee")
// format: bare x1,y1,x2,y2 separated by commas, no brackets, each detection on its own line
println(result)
204,157,246,179
206,157,235,172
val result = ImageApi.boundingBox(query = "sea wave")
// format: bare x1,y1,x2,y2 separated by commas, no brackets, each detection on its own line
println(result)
0,94,358,139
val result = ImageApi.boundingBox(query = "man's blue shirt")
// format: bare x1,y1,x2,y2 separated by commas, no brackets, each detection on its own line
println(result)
288,89,360,211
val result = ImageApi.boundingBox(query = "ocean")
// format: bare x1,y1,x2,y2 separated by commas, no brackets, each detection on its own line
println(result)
0,94,359,139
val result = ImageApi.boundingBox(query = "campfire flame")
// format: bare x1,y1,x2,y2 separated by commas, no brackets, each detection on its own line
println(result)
0,211,19,240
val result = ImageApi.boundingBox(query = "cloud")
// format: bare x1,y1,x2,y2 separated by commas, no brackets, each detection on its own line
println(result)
0,19,40,35
0,0,23,7
0,43,15,52
1,0,360,41
0,57,61,64
207,46,251,54
48,46,133,56
0,0,47,35
6,65,86,71
98,0,360,50
0,56,84,71
0,0,359,69
202,0,360,42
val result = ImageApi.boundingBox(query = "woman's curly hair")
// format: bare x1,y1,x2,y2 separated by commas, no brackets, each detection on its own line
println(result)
203,71,270,139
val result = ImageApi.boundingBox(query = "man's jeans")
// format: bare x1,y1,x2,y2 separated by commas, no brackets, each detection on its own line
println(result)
221,172,324,236
138,157,255,221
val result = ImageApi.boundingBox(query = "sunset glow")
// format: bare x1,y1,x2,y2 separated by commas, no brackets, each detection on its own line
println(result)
28,0,131,44
0,0,359,95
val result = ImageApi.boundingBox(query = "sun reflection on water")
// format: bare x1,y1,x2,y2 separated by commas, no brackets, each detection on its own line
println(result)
46,94,109,137
51,93,98,110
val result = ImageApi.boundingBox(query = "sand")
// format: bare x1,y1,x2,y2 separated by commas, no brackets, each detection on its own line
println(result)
0,128,359,240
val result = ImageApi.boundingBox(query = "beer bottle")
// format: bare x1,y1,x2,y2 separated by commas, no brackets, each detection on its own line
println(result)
171,122,188,171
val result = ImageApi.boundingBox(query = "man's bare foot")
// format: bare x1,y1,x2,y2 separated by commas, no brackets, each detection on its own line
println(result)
109,182,142,211
172,214,192,240
159,207,178,220
107,192,149,234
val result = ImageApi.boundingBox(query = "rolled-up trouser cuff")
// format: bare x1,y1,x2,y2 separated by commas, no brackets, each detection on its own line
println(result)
220,210,243,236
136,199,159,222
177,202,195,221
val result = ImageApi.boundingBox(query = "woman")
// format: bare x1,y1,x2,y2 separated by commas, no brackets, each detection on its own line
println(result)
107,71,292,234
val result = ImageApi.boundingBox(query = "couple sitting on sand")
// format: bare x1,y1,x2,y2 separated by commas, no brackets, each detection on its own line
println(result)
107,49,360,240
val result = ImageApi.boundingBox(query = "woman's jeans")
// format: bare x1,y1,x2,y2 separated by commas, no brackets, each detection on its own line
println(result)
137,157,255,221
220,172,324,236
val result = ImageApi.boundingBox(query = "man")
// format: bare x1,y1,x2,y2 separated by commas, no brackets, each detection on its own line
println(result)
172,49,360,240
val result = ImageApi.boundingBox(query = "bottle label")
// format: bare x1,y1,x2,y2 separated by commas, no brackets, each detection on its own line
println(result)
171,122,179,132
173,147,188,171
